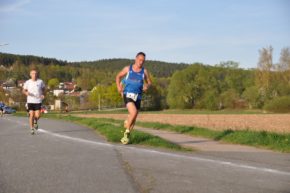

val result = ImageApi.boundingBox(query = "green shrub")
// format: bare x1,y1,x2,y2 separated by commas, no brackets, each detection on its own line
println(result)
264,96,290,113
197,90,219,110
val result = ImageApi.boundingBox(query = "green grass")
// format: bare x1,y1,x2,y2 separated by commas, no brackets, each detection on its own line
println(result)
138,121,290,152
86,117,290,153
219,130,290,151
13,112,189,152
61,116,190,151
14,112,26,116
14,112,290,152
69,109,128,114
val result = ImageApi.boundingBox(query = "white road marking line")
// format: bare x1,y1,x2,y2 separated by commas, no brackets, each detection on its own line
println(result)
4,116,290,177
38,129,290,177
38,128,114,147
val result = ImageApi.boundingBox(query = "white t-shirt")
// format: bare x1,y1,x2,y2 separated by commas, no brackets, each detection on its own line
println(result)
23,79,45,104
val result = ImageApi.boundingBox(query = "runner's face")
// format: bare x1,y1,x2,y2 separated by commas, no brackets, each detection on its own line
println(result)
135,55,145,68
30,70,38,80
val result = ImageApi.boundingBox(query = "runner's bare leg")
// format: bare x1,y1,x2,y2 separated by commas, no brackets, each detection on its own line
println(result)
126,102,138,132
29,111,35,129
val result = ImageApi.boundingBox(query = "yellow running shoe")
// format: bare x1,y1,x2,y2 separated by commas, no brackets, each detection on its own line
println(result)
121,130,130,145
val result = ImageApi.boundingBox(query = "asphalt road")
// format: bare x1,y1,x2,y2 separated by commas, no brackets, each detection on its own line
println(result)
0,115,289,193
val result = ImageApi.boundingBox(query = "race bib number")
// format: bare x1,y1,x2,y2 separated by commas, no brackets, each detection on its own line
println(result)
126,92,138,101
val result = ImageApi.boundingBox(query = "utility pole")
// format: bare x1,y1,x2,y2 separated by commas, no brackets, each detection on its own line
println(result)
98,94,101,111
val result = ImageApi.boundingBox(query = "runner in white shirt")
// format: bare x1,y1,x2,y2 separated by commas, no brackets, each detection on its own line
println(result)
22,69,45,135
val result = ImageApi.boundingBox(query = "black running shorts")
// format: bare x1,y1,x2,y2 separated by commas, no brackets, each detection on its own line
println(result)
27,103,42,111
123,94,141,110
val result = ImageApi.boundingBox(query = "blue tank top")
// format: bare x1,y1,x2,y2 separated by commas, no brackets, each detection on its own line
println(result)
123,64,144,100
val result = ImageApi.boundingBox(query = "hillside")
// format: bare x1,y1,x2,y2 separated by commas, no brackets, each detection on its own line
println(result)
70,59,189,77
0,52,67,66
0,52,188,78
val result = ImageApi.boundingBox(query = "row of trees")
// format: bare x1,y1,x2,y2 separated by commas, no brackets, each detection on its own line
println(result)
167,47,290,111
1,47,289,112
167,62,254,109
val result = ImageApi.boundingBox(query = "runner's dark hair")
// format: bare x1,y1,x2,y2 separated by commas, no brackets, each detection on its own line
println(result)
136,52,146,57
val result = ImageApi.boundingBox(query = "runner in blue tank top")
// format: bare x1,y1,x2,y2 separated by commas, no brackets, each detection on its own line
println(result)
116,52,152,144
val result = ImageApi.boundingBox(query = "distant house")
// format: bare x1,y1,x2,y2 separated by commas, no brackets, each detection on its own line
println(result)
53,82,77,97
57,82,76,92
53,89,65,97
63,82,77,92
58,82,65,89
2,80,16,90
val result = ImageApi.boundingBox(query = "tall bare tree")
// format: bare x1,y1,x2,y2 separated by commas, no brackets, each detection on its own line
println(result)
256,46,274,90
278,47,290,83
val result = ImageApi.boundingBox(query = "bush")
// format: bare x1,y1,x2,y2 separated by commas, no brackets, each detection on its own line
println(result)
197,90,219,110
220,89,239,109
242,86,263,108
264,96,290,113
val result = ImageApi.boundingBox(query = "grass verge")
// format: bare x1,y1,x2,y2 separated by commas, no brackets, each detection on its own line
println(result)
80,117,290,153
14,112,290,152
14,112,189,152
137,122,290,153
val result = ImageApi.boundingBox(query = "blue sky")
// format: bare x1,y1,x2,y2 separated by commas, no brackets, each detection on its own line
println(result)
0,0,289,68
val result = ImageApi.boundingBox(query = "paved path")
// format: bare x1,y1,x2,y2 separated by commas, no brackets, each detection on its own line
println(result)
0,115,289,193
134,126,272,152
77,115,273,152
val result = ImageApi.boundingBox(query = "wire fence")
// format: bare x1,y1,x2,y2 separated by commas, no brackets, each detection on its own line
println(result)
55,93,160,112
2,90,164,112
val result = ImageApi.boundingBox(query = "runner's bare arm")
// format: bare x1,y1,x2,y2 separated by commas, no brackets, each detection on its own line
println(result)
143,69,152,92
116,66,129,94
41,87,45,99
22,88,29,96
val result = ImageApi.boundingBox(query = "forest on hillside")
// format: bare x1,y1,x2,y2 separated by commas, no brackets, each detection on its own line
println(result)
0,53,188,79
